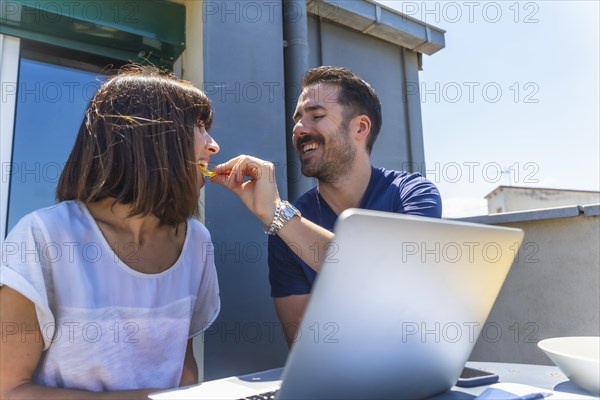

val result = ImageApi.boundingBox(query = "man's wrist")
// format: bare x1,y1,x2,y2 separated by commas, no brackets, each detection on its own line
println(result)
264,200,301,235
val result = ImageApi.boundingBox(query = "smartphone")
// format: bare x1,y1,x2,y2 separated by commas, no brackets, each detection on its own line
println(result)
456,367,499,388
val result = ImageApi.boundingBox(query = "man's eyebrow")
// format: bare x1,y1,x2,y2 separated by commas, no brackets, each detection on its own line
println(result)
293,105,327,122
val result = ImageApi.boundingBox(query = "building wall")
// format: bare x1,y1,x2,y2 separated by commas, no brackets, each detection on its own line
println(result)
202,3,430,379
1,0,441,382
317,16,416,168
488,188,600,214
461,206,600,364
202,1,290,380
177,0,208,381
293,15,426,197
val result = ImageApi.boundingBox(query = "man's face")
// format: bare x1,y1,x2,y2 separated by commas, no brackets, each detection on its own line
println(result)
292,83,356,182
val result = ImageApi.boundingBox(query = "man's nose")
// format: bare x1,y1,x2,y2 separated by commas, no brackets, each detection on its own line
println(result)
292,119,309,138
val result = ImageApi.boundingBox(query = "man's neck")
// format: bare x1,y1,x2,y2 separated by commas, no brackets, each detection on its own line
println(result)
317,157,372,215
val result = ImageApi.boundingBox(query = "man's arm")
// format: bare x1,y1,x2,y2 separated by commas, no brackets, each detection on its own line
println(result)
212,155,333,272
274,295,310,347
0,286,159,400
272,214,334,272
398,174,442,218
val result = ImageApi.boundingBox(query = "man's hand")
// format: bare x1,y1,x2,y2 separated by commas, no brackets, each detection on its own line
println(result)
211,155,281,226
212,154,333,272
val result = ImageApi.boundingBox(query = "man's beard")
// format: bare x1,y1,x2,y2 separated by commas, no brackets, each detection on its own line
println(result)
300,121,356,183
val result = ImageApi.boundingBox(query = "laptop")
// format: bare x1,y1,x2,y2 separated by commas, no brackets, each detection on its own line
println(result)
149,208,524,400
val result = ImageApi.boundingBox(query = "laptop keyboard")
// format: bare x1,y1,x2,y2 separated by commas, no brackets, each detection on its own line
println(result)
238,390,279,400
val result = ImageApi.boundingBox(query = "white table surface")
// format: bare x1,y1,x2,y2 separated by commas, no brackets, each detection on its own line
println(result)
149,361,598,399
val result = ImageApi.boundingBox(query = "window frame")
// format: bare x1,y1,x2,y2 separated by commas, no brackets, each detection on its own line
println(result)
0,34,20,241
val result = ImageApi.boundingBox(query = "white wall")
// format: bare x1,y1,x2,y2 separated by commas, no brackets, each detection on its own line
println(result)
466,206,600,364
488,188,600,213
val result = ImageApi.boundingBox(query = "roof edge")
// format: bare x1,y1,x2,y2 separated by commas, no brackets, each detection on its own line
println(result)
455,205,584,225
306,0,445,55
485,185,600,199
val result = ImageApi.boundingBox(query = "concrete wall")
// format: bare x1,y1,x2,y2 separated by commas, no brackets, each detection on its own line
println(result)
202,2,433,379
202,1,290,380
487,187,600,214
460,205,600,365
300,15,427,197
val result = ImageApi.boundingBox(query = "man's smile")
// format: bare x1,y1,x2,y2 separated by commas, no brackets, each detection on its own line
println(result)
301,142,320,154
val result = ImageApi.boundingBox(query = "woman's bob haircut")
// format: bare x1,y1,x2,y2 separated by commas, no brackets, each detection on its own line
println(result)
56,64,213,227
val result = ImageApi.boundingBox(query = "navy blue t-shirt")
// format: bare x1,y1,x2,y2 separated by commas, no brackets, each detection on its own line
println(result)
268,166,442,297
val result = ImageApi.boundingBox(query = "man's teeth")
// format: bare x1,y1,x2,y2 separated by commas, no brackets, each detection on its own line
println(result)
302,143,319,153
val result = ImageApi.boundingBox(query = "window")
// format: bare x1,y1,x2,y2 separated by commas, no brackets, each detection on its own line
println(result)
4,39,126,234
1,0,186,239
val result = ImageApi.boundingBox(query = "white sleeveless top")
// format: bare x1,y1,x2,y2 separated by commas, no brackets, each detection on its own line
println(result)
0,200,220,391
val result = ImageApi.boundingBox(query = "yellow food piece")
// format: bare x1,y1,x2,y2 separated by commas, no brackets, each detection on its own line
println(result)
197,163,217,177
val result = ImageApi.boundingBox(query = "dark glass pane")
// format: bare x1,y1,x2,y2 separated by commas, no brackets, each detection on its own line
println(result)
7,58,106,231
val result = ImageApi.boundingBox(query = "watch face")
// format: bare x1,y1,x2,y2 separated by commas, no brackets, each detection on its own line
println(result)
282,204,299,218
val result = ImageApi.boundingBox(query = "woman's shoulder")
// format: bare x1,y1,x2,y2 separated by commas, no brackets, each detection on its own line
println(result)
6,201,85,240
186,218,212,240
32,200,85,221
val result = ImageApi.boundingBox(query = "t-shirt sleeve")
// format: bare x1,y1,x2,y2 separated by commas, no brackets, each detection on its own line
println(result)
189,239,220,338
398,174,443,218
268,234,311,297
0,213,56,350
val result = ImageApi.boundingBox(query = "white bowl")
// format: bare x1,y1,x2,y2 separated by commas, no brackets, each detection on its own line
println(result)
538,336,600,395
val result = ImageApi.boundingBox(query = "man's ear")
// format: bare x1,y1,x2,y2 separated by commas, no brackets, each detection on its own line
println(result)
352,115,372,143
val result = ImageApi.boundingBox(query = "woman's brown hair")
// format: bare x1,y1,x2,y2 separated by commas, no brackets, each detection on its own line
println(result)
56,65,213,227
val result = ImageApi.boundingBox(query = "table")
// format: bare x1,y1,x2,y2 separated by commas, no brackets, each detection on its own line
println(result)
234,362,597,399
150,362,598,399
431,361,597,399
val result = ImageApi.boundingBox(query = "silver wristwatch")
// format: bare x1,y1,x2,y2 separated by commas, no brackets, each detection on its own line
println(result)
264,200,301,235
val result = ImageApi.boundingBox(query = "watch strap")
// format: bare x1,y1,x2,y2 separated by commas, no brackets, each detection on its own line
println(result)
264,201,301,235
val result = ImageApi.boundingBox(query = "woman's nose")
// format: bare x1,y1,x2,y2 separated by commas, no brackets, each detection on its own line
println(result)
207,134,220,154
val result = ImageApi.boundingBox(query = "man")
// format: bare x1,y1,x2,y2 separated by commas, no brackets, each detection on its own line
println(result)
214,66,441,346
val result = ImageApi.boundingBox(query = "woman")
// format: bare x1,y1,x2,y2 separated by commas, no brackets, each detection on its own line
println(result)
0,65,221,399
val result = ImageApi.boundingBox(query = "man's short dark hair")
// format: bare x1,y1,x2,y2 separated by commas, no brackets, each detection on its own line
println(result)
56,64,213,227
301,66,382,154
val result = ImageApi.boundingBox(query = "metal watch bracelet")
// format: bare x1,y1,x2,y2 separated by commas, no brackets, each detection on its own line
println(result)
264,200,301,235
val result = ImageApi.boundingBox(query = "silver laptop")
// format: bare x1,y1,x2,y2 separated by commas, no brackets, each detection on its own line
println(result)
150,209,524,400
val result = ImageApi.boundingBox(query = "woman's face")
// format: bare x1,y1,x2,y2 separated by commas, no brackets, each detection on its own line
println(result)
194,125,220,192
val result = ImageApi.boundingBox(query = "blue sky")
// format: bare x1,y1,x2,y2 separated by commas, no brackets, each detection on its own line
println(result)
378,1,600,217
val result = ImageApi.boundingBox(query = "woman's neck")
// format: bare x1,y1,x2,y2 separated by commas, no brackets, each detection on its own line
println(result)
85,198,187,274
86,198,165,246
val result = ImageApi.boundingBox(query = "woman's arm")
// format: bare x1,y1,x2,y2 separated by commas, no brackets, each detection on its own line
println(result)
0,286,160,400
178,339,198,386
